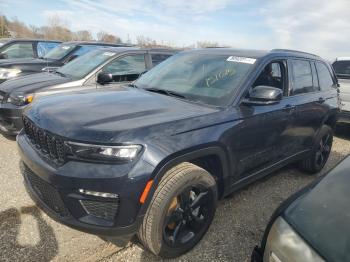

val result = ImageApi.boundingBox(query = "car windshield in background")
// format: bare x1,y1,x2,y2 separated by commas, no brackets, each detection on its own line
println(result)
135,52,255,106
43,44,76,60
333,60,350,78
56,50,115,79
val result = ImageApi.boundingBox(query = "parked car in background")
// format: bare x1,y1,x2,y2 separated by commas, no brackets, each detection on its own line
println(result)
333,57,350,123
0,38,61,60
18,49,338,258
0,47,175,135
252,155,350,262
0,41,131,83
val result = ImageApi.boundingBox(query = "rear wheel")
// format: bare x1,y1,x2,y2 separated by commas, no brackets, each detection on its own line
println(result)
299,125,333,174
138,162,217,258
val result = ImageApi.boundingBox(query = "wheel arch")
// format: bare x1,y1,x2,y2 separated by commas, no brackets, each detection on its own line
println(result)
138,145,230,215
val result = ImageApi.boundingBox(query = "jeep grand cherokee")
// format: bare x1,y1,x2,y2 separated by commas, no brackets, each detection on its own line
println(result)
17,48,339,258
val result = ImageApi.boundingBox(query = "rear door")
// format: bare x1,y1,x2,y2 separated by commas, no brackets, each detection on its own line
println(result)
288,59,335,152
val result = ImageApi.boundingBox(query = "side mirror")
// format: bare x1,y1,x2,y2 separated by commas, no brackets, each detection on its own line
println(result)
243,85,283,105
97,72,113,85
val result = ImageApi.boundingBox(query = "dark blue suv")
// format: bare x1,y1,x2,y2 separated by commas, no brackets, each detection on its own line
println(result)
17,48,339,258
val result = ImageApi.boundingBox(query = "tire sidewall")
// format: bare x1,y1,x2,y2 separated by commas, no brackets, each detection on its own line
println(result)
148,166,218,258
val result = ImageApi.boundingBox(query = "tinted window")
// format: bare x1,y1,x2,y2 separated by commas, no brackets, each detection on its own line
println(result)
291,60,315,95
332,60,350,79
1,42,34,58
135,52,255,106
37,42,60,57
253,61,285,91
316,62,334,91
151,54,172,66
103,54,146,76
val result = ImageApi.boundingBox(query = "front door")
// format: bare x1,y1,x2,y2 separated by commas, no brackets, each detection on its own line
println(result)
229,60,297,180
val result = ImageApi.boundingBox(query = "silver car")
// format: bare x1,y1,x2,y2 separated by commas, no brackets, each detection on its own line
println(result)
333,57,350,123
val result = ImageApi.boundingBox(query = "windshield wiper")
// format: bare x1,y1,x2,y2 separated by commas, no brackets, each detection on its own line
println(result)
54,71,66,77
128,83,139,88
144,88,187,99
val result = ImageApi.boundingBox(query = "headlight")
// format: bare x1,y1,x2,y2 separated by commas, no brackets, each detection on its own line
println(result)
264,217,324,262
67,142,142,162
0,68,21,79
7,92,34,106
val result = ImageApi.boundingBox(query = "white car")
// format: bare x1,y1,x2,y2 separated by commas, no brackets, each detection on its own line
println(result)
333,57,350,123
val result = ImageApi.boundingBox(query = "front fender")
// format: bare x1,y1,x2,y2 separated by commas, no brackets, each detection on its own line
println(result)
138,144,230,216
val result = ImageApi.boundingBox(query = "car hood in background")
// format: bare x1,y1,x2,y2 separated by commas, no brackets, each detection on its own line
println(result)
0,58,50,67
0,72,71,94
284,156,350,262
24,87,219,142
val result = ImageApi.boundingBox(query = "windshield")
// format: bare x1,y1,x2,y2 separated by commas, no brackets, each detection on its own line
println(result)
43,44,76,60
135,52,255,106
56,50,115,79
333,60,350,78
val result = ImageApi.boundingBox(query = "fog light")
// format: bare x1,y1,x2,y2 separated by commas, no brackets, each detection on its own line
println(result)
79,189,118,198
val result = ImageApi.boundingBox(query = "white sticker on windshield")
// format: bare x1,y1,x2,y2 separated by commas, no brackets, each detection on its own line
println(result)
61,46,70,50
103,52,116,56
227,56,256,64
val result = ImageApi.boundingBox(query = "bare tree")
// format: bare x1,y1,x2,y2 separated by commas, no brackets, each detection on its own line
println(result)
73,30,93,41
97,31,121,43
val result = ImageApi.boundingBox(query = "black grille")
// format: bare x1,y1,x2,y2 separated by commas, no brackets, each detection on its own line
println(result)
22,164,70,217
80,199,119,221
23,117,66,164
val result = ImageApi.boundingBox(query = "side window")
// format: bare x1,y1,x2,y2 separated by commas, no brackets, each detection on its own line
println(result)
316,62,335,91
290,60,315,95
151,54,172,66
253,61,286,92
102,54,146,82
1,43,34,58
37,42,60,57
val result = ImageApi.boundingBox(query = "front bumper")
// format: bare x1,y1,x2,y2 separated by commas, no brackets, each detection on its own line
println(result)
17,133,154,242
0,102,25,135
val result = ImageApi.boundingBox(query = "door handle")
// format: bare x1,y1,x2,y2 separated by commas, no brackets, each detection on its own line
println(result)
318,97,326,103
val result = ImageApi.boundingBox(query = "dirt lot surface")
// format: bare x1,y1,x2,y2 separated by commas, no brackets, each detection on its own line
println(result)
1,125,350,262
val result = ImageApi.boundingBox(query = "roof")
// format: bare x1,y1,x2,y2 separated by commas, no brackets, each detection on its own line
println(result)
95,46,178,54
0,38,62,43
60,41,134,47
181,48,322,60
335,57,350,61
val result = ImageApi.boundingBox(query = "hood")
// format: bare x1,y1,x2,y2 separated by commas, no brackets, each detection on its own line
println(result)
284,156,350,262
25,87,218,142
0,58,50,67
0,72,71,94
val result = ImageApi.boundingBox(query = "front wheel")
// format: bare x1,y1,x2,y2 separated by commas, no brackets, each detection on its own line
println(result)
138,162,217,258
299,125,333,174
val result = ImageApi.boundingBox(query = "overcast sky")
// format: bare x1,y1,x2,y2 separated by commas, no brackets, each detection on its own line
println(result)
1,0,349,59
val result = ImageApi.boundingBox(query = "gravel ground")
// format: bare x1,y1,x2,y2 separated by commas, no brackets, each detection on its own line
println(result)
1,125,350,262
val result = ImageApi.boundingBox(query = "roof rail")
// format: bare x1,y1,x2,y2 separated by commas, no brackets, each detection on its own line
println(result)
271,49,320,58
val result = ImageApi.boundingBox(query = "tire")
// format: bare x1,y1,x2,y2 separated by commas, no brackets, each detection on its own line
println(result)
299,125,333,174
138,162,218,258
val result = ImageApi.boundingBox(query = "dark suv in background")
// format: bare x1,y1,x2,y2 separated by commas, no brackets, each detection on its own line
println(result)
0,47,175,135
18,49,339,258
0,41,131,83
0,38,61,60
